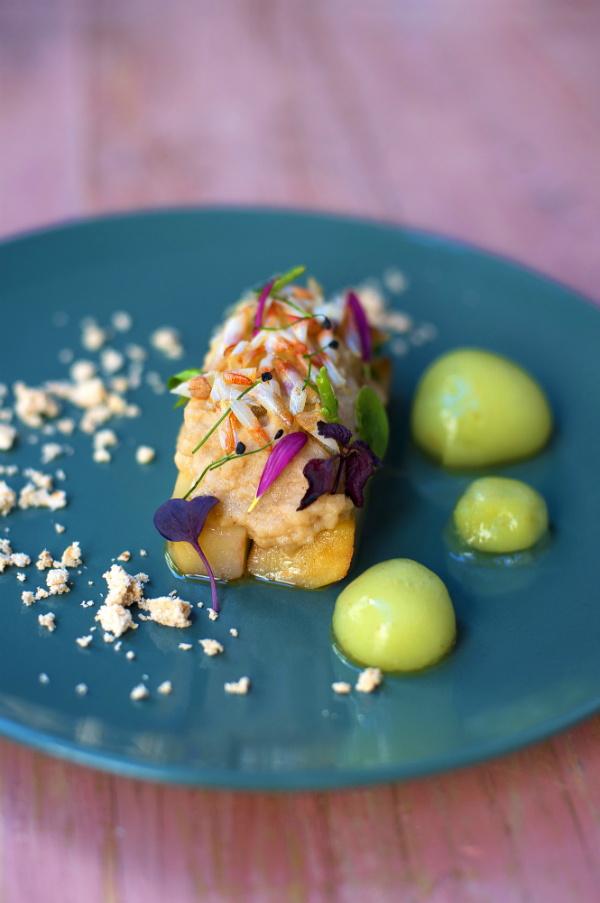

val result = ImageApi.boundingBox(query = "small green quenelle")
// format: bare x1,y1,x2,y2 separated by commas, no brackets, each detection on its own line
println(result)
411,349,552,468
454,476,548,554
332,559,456,673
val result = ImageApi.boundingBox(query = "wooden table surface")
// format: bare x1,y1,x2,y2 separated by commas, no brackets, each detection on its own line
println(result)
1,1,600,900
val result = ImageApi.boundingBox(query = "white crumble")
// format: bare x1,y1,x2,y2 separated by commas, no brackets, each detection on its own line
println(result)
46,568,70,595
356,667,382,693
41,424,56,436
178,643,193,651
199,639,224,657
21,591,35,606
111,376,129,394
135,445,155,464
151,327,183,359
117,551,131,562
39,672,50,684
229,628,238,637
41,443,63,464
81,600,94,608
100,348,125,374
157,681,172,695
10,552,30,568
95,603,137,637
103,564,147,607
126,651,135,660
0,481,16,517
61,541,82,568
111,311,133,332
13,382,59,427
76,635,93,648
81,321,107,352
140,550,147,557
55,524,66,534
197,602,204,609
88,581,94,585
56,418,75,436
34,587,49,600
103,632,115,643
75,683,88,696
332,681,352,695
125,404,141,419
224,677,250,696
16,572,26,583
114,640,123,652
130,684,149,701
36,550,54,570
168,590,178,597
208,609,218,622
126,343,147,362
0,424,17,451
93,448,111,463
70,360,96,382
38,612,56,632
138,596,191,628
55,469,67,481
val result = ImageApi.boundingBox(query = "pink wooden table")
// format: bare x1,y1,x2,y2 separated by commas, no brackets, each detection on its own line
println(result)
1,2,600,900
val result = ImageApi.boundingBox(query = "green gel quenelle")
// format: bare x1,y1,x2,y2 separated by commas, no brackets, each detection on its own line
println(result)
453,476,549,554
332,559,456,673
411,349,552,469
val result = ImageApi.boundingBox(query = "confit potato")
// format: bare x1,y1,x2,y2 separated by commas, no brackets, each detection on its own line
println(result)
332,559,456,672
411,349,552,468
454,476,548,553
248,514,355,589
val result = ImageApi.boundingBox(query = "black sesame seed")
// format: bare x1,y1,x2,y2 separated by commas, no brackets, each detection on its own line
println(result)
274,429,284,440
322,317,332,330
235,442,246,455
329,340,339,349
261,371,273,381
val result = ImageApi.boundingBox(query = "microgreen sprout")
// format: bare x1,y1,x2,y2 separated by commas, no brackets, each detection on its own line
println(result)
302,342,339,391
184,428,286,499
315,366,339,423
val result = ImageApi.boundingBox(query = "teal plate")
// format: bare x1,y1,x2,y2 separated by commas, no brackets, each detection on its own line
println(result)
1,208,599,790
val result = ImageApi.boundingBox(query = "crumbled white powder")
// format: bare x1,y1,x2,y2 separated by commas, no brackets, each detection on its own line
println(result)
16,572,26,582
80,406,111,434
111,311,132,332
46,568,70,595
93,429,117,450
13,382,59,427
208,609,218,622
70,360,96,383
138,596,191,628
114,640,122,651
93,448,111,463
95,603,136,637
56,418,75,436
75,683,88,695
151,327,183,359
38,612,56,631
55,469,66,481
126,651,135,660
103,564,147,607
125,404,141,418
135,445,155,464
356,667,382,693
76,635,93,648
178,643,193,651
39,672,50,684
35,587,49,600
157,681,172,695
0,424,17,451
41,443,63,464
0,409,13,423
199,638,224,657
70,377,107,410
36,550,54,570
332,681,352,695
117,551,131,562
0,465,17,477
55,524,65,534
21,591,35,606
103,632,115,643
19,472,67,511
126,343,147,362
224,677,250,695
229,628,238,637
81,321,106,352
0,481,16,517
10,552,30,568
61,541,82,568
100,348,124,374
130,684,149,701
111,377,129,394
140,549,147,557
81,600,94,608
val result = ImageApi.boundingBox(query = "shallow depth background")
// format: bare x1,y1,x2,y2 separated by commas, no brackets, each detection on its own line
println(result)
1,1,600,901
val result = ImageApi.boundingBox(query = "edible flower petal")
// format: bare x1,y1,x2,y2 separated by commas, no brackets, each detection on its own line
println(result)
347,291,372,363
248,431,308,512
153,496,220,611
297,457,338,511
253,279,276,336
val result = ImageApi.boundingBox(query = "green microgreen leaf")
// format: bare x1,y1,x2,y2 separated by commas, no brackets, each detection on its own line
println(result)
356,385,389,460
315,366,339,423
173,395,189,409
167,368,203,391
271,265,306,294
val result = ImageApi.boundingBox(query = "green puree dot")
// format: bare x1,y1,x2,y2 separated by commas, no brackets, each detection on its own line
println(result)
454,477,548,553
411,349,552,468
332,559,456,673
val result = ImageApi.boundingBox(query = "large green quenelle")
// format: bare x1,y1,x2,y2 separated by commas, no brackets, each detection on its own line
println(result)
411,349,553,468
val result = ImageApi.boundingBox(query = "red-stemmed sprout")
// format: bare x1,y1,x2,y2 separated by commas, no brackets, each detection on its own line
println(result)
347,290,372,363
248,431,308,512
298,422,381,510
253,278,277,336
153,496,220,612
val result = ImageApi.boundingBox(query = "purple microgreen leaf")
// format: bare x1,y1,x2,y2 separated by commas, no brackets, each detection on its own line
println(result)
297,456,339,511
344,448,379,508
248,431,308,512
351,439,383,469
317,420,353,450
347,290,372,363
253,278,276,336
153,496,220,611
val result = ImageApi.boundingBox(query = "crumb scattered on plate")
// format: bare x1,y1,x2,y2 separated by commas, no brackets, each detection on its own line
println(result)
224,677,250,695
130,684,149,701
332,681,352,695
38,612,56,632
199,639,224,657
355,667,382,693
136,445,155,464
157,681,172,695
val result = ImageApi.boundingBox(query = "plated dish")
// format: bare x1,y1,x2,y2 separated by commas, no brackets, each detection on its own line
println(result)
0,208,599,790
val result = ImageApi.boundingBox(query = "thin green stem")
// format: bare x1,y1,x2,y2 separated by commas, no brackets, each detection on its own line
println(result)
191,380,258,455
183,438,278,499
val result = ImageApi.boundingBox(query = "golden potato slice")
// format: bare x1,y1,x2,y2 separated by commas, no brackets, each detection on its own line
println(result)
247,514,355,589
167,472,249,580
